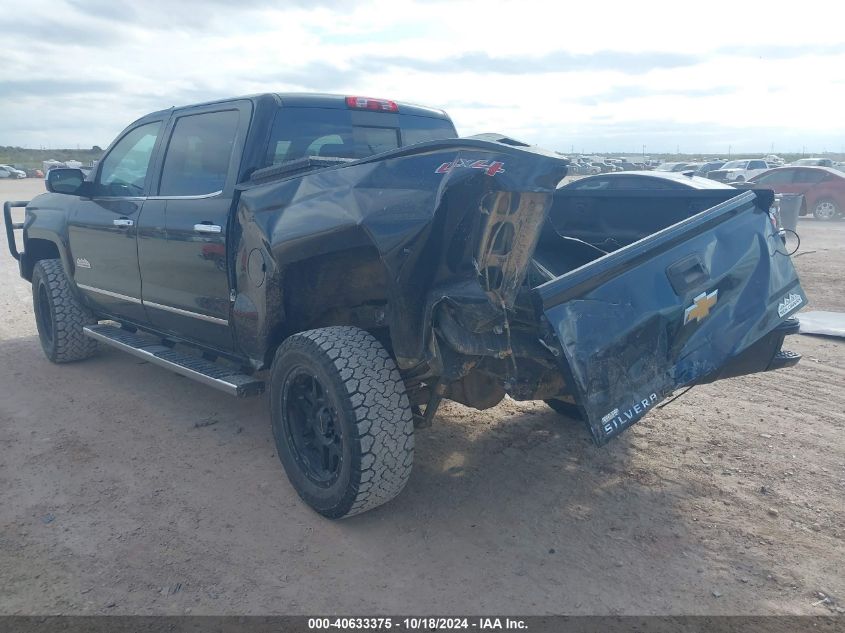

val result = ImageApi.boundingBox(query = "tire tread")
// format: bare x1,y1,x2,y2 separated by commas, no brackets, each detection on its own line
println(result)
277,326,414,518
33,259,98,363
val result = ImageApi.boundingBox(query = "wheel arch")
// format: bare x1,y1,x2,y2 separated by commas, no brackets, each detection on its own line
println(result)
232,224,395,369
22,199,75,282
265,244,392,367
21,236,65,281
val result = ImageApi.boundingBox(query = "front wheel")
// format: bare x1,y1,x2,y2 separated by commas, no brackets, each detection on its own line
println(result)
813,198,839,221
270,326,414,519
31,259,98,363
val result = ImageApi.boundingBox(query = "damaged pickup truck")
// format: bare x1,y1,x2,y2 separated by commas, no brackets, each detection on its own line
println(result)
4,93,806,518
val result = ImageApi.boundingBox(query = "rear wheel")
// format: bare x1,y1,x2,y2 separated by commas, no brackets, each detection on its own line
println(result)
31,259,98,363
813,198,839,221
270,326,414,519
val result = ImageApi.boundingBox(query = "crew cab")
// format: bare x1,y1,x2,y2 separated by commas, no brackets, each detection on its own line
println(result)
707,159,769,183
4,93,806,519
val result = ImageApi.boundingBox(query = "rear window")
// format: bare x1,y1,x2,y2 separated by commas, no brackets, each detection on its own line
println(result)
266,106,457,165
793,169,827,184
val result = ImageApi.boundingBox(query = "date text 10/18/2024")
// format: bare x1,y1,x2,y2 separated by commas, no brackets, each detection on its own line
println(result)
308,617,528,630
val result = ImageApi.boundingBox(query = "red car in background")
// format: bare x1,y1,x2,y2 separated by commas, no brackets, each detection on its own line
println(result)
748,166,845,220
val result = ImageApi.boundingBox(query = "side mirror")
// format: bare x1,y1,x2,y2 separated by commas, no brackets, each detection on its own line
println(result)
45,168,86,195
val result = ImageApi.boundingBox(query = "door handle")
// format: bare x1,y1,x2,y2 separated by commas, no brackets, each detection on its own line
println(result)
666,254,709,295
194,223,222,234
113,218,134,227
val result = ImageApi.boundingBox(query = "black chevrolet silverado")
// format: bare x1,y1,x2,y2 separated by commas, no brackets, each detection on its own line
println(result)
4,93,806,518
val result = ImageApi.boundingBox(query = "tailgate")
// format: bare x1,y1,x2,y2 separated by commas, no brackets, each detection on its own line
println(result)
535,190,806,445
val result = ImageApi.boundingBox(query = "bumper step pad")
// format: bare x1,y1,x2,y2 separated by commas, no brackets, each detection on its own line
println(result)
83,324,265,398
770,348,801,370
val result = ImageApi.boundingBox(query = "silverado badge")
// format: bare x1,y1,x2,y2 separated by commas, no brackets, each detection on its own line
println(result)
684,289,718,325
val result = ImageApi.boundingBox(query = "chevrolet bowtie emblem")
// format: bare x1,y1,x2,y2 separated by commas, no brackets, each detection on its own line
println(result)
684,290,718,325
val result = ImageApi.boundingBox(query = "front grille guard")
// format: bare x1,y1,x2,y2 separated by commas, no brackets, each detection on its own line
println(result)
3,200,28,260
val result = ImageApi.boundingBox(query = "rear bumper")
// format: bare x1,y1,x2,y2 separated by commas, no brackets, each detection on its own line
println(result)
699,317,801,383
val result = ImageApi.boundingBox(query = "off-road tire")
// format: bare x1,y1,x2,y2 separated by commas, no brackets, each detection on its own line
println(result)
31,259,98,363
544,398,584,421
270,326,414,519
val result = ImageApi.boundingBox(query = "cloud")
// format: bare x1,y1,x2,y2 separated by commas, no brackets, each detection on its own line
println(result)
0,79,122,98
354,49,700,76
0,15,128,47
247,48,703,94
578,85,736,105
718,43,845,60
62,0,357,32
1,1,844,152
255,63,365,92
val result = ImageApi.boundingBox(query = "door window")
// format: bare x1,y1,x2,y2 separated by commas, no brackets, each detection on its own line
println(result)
159,110,240,197
792,169,827,184
97,121,162,197
754,170,793,185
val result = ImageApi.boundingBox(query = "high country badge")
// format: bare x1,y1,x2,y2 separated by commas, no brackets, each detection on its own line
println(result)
777,292,803,317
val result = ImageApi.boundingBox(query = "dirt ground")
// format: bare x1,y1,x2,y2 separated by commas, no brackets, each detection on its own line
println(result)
0,177,843,616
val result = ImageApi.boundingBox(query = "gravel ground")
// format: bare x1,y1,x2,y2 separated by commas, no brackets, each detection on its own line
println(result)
0,178,843,615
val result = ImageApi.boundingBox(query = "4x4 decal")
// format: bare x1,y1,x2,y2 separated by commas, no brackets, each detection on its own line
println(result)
435,158,505,176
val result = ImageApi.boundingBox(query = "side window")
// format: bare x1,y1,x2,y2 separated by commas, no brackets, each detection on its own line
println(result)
97,121,162,197
159,110,240,197
750,160,767,170
793,169,826,184
756,170,793,184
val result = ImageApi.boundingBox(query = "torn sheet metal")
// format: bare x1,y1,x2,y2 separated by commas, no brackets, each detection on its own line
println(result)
234,137,569,368
535,192,806,446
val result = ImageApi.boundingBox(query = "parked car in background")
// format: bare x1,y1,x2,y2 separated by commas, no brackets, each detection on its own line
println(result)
789,158,834,168
568,160,596,175
655,162,698,173
560,170,736,191
617,161,641,171
0,164,27,179
679,162,704,175
693,161,726,177
24,169,44,178
764,155,785,167
706,159,768,183
746,166,845,221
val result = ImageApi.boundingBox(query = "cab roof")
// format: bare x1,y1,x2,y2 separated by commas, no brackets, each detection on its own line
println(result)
136,92,450,125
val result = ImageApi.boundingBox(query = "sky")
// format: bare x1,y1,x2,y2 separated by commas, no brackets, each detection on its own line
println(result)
1,0,844,155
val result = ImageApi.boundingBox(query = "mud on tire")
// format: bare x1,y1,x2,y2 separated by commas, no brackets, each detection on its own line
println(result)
270,326,414,519
31,259,98,363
